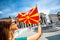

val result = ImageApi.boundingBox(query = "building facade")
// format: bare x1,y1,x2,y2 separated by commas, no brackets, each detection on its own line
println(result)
49,14,58,23
40,13,47,24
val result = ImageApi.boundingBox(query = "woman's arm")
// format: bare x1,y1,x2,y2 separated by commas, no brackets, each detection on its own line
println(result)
27,23,42,40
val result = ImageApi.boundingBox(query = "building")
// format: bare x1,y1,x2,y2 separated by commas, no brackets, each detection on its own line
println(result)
15,16,35,28
40,13,47,24
15,12,48,28
48,12,60,27
0,17,11,21
57,12,60,20
49,14,58,23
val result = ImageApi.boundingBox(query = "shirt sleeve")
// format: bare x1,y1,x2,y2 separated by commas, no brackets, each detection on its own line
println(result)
15,37,27,40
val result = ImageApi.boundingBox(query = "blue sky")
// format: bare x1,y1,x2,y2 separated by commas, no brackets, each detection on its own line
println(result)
0,0,60,18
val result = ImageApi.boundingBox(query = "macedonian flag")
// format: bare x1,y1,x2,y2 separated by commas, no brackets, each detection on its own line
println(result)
18,6,39,24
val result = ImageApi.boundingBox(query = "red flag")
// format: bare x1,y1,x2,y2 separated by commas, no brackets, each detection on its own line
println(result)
18,6,40,24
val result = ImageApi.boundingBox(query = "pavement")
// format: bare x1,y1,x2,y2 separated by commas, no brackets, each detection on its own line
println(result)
14,27,60,40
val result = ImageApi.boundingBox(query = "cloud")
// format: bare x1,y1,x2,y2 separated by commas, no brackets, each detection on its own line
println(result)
38,9,50,15
37,0,60,15
18,7,32,12
50,6,60,10
0,0,60,18
2,8,12,13
9,12,18,17
0,11,3,14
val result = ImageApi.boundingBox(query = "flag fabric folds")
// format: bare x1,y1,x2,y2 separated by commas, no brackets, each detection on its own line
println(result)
18,6,39,24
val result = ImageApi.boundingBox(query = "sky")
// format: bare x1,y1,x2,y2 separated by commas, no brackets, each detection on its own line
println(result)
0,0,60,18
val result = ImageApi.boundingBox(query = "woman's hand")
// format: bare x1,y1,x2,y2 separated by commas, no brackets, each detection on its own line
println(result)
28,20,42,40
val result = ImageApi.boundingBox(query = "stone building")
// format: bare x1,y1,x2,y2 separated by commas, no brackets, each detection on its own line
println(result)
49,14,58,23
40,13,47,24
48,12,60,23
15,16,34,28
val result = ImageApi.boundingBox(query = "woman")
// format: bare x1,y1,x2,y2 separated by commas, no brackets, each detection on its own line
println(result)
0,18,41,40
0,18,18,40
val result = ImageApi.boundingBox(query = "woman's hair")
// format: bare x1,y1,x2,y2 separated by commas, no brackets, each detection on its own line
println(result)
0,18,12,40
